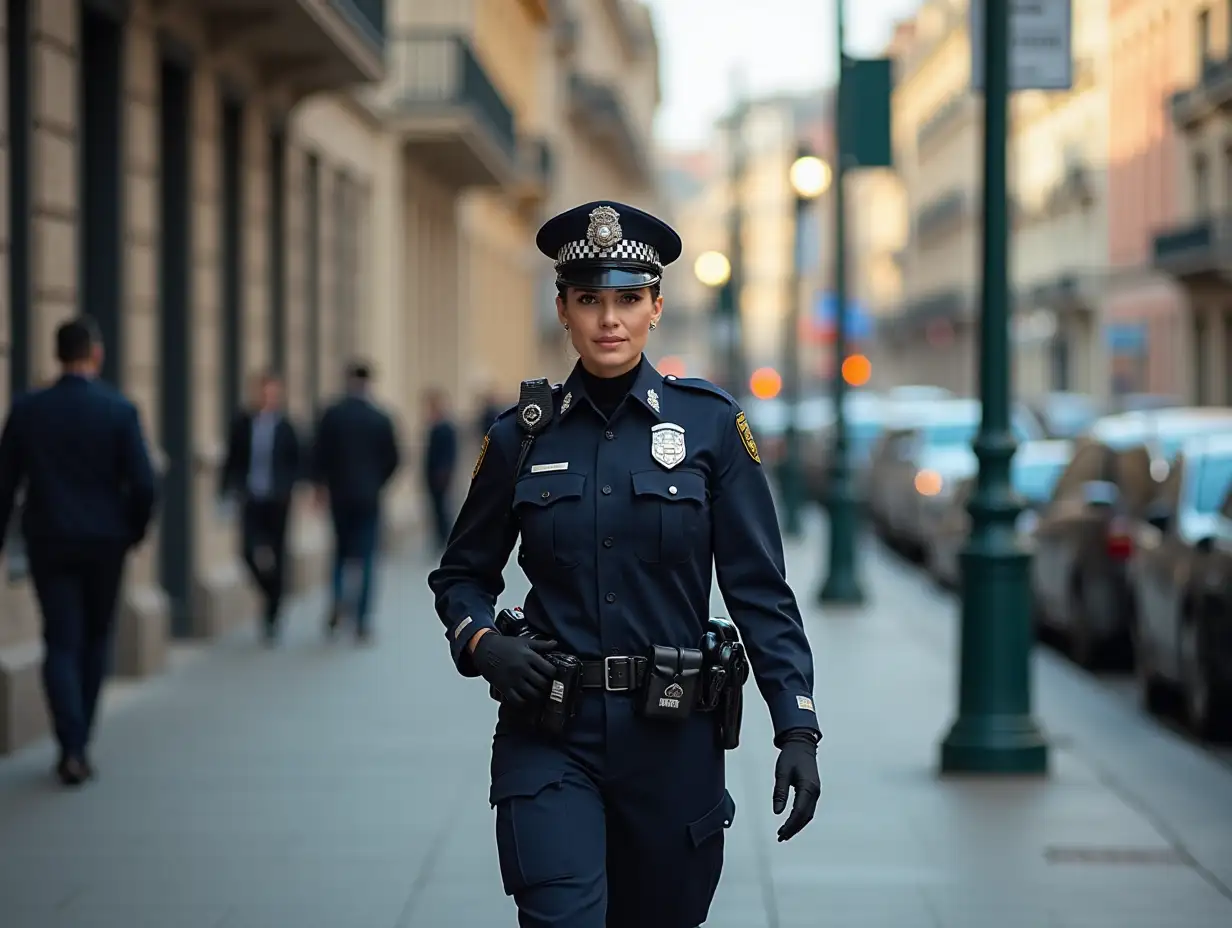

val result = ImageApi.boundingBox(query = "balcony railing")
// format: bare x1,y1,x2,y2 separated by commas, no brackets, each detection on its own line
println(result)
914,189,968,242
1170,56,1232,130
330,0,385,46
567,70,648,179
916,95,971,152
386,32,516,161
1151,214,1232,277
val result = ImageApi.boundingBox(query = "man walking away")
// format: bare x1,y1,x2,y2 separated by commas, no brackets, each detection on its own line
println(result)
423,389,458,555
312,362,400,643
0,317,157,786
220,372,301,645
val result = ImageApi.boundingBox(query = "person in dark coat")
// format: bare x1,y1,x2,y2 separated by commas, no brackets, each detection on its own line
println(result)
0,316,157,786
423,389,459,554
312,362,401,642
220,372,301,643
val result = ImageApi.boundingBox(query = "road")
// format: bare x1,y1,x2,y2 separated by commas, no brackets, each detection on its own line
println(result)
0,513,1231,927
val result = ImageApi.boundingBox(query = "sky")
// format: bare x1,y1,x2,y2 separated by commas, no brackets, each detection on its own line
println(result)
642,0,924,148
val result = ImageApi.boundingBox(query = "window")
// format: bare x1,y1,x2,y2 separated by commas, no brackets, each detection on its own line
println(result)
1224,145,1232,209
1194,153,1210,214
1199,7,1212,69
1189,454,1232,512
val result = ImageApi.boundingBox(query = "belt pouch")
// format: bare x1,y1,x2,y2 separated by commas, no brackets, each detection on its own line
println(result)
637,645,702,720
538,653,583,736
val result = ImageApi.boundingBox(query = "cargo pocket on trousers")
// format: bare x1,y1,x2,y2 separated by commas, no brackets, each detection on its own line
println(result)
687,789,736,848
490,768,571,895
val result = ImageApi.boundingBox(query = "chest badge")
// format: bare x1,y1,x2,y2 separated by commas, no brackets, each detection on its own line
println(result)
646,389,660,413
650,423,686,470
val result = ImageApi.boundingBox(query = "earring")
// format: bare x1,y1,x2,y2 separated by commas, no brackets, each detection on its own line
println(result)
649,320,658,330
563,323,570,331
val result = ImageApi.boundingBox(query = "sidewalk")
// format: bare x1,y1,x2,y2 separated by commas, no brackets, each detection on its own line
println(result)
0,516,1231,926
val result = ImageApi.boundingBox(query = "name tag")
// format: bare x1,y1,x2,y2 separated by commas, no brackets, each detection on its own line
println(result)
530,462,569,474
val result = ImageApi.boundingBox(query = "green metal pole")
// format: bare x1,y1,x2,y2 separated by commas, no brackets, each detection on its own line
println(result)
724,80,747,397
939,0,1047,775
779,145,809,538
818,0,865,606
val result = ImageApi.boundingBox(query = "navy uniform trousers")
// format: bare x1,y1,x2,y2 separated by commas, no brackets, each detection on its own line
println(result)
490,691,735,928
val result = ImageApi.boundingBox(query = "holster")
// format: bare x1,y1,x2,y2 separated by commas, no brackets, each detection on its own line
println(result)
537,652,584,736
636,645,703,721
700,616,749,750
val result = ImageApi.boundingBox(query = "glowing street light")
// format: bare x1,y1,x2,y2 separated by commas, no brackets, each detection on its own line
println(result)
789,155,832,200
694,250,732,288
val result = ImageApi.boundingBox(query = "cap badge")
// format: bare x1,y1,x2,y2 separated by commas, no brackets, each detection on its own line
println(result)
586,206,623,251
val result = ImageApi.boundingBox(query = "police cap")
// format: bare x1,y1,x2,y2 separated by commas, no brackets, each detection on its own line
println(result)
536,200,683,290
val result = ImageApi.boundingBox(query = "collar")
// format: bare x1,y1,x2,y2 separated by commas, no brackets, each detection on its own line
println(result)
558,356,664,422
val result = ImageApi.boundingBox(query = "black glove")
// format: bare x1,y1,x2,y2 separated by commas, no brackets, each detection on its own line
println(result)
472,631,559,709
772,728,821,842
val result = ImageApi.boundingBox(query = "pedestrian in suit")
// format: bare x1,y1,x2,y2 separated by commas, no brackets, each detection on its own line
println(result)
0,316,157,786
312,362,400,642
220,372,301,644
423,389,459,553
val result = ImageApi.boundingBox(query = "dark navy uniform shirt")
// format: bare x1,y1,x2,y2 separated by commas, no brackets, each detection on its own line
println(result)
428,358,820,739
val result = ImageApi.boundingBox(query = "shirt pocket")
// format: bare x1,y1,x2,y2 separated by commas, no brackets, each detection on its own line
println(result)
513,472,587,568
631,469,709,565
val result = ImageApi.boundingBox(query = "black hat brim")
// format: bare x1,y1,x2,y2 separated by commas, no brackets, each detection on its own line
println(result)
555,264,661,290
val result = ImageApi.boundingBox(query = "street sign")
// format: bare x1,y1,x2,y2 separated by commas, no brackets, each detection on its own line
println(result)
840,58,893,168
970,0,1072,92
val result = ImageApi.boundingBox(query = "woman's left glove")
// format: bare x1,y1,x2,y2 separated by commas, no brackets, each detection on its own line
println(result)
772,728,821,842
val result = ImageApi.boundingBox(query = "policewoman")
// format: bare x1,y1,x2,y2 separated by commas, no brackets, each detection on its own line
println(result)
428,201,821,928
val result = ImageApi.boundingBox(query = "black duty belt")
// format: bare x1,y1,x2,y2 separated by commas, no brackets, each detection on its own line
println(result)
580,656,649,691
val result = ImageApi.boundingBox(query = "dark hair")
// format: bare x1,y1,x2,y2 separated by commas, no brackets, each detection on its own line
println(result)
55,316,101,364
556,282,662,301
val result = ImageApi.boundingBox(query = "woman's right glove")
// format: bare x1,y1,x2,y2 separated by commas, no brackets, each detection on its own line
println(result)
472,632,560,709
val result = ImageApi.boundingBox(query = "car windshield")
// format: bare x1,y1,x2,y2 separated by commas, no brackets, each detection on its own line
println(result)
1191,454,1232,513
923,420,978,446
1013,459,1066,504
1046,397,1099,437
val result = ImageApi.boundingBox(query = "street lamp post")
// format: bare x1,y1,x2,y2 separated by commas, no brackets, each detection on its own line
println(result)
818,0,866,606
939,0,1048,775
781,145,830,538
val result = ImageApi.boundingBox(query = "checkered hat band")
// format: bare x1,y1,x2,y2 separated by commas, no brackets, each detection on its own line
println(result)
555,239,662,269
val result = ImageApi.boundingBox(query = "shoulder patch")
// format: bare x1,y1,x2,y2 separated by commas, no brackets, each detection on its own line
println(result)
735,411,761,464
663,376,737,405
472,434,491,480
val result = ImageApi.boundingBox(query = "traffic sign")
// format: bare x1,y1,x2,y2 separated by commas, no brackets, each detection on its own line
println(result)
970,0,1072,92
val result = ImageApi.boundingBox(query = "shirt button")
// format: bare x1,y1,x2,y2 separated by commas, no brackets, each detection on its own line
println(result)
603,537,613,548
605,430,615,440
666,375,677,380
541,491,551,499
605,592,616,603
669,486,677,495
602,485,612,495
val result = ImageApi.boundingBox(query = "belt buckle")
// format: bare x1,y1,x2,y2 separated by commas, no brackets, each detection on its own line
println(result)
604,655,632,692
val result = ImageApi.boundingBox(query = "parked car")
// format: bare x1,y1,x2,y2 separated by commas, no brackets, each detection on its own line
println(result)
801,392,885,502
1130,432,1232,738
926,439,1073,588
1023,392,1103,439
1030,408,1232,667
867,398,1041,557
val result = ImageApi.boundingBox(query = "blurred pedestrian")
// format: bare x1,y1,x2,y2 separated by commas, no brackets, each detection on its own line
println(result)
422,388,458,554
0,316,157,786
429,202,821,927
312,362,400,643
475,387,503,440
220,372,301,645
